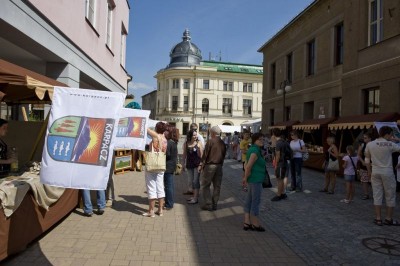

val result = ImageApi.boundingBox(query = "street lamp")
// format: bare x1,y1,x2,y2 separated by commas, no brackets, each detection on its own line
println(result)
277,80,292,121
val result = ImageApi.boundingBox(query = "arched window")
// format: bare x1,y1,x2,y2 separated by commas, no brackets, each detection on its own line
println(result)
202,98,209,113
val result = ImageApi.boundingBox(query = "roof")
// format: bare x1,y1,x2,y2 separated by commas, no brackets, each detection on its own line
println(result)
328,113,400,130
268,120,300,130
292,117,336,130
258,0,319,52
0,59,67,102
201,61,263,75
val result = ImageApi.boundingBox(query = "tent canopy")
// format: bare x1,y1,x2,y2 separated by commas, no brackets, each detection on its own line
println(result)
292,117,336,130
240,118,261,127
217,125,241,133
268,120,300,130
328,113,399,130
0,59,67,103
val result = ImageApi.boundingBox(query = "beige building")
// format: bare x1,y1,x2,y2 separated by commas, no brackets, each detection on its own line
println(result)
152,29,263,136
258,0,400,132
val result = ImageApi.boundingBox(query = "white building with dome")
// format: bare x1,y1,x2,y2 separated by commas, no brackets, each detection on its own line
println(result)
148,29,263,136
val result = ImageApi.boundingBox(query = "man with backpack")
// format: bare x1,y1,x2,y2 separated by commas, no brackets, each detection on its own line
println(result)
271,128,290,201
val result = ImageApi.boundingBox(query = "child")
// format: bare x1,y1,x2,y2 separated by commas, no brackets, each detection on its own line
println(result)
341,145,358,204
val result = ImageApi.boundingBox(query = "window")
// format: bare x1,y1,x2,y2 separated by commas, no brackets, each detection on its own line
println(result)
203,79,209,90
184,96,189,111
172,96,178,112
269,109,275,126
364,88,380,114
85,0,96,26
333,97,342,117
303,101,314,120
243,83,253,92
172,79,179,89
120,25,127,67
183,79,190,89
369,0,383,45
307,39,315,76
222,98,232,115
335,23,344,65
202,99,209,113
271,63,276,90
243,99,252,116
223,81,233,91
106,1,114,48
286,53,293,83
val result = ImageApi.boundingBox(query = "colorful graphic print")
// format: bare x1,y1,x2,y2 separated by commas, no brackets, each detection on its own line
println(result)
116,117,146,138
47,116,115,166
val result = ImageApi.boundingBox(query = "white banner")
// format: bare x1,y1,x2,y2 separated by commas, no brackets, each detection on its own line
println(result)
40,87,125,190
114,108,150,150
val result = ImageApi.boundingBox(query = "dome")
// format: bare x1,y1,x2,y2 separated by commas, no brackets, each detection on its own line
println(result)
167,29,202,68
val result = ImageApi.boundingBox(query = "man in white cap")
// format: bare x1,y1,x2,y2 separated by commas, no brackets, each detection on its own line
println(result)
198,126,226,211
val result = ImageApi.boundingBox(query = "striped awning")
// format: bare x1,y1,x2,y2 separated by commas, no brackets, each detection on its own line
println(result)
268,120,300,130
328,113,400,130
292,117,336,130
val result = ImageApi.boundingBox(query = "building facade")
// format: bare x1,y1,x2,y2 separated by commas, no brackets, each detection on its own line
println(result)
0,0,130,94
154,29,263,136
142,90,157,120
258,0,400,131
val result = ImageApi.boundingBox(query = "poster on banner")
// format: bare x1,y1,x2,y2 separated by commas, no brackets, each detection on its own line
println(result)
374,122,400,139
113,108,150,150
40,87,125,190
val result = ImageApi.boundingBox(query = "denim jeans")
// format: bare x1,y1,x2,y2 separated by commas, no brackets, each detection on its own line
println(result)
187,168,200,189
164,172,174,208
244,183,263,216
82,190,106,214
290,158,303,190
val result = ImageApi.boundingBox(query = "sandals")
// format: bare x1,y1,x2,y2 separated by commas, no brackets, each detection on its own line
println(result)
383,219,400,226
374,219,383,226
362,195,370,200
243,223,252,231
142,212,155,218
155,211,163,217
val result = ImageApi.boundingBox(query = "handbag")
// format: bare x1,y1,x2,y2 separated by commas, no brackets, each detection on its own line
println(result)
145,140,166,173
349,156,358,181
299,141,309,161
327,158,339,171
174,156,182,175
262,159,272,188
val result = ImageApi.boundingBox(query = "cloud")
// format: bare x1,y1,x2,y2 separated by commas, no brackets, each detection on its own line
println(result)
129,82,153,91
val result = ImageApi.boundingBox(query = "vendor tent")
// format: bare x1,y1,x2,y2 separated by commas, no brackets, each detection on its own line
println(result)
268,120,300,130
217,125,241,133
240,118,261,132
293,117,336,130
328,112,400,130
0,59,66,103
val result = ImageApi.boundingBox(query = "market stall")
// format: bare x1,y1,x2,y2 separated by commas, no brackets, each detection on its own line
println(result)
217,124,241,134
240,118,261,133
292,117,336,171
268,120,300,136
0,59,79,261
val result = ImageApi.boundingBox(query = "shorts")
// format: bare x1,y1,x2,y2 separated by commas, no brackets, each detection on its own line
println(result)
344,174,355,182
371,170,396,207
275,167,287,179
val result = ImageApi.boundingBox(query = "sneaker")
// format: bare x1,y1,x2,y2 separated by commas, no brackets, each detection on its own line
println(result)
106,199,113,207
96,209,105,215
186,197,194,201
271,195,281,202
187,198,198,204
362,195,370,200
280,194,288,199
84,212,93,217
142,212,155,218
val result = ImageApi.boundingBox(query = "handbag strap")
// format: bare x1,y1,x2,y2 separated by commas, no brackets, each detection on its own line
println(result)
349,156,357,173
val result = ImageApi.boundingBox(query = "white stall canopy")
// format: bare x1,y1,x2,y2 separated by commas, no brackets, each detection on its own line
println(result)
240,118,262,133
217,125,241,133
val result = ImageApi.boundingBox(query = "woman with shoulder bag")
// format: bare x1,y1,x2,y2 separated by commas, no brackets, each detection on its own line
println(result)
143,122,168,217
320,136,339,194
358,132,373,200
182,129,203,204
242,133,266,232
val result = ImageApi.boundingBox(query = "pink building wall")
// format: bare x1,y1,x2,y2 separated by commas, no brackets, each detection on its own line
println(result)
28,0,130,89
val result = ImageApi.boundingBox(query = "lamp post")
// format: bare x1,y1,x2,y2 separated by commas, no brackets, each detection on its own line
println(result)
277,80,292,121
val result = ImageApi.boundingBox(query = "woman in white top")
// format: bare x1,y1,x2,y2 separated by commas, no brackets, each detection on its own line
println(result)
289,130,307,191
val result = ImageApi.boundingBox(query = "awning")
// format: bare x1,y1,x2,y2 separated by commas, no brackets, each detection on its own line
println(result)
217,125,241,133
268,120,300,130
292,117,336,130
0,59,67,103
328,113,400,130
240,118,261,127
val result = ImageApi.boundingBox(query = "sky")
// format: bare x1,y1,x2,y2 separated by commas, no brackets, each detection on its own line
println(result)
126,0,314,104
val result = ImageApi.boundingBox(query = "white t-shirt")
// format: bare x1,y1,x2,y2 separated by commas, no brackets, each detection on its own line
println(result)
290,139,305,159
365,138,400,173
